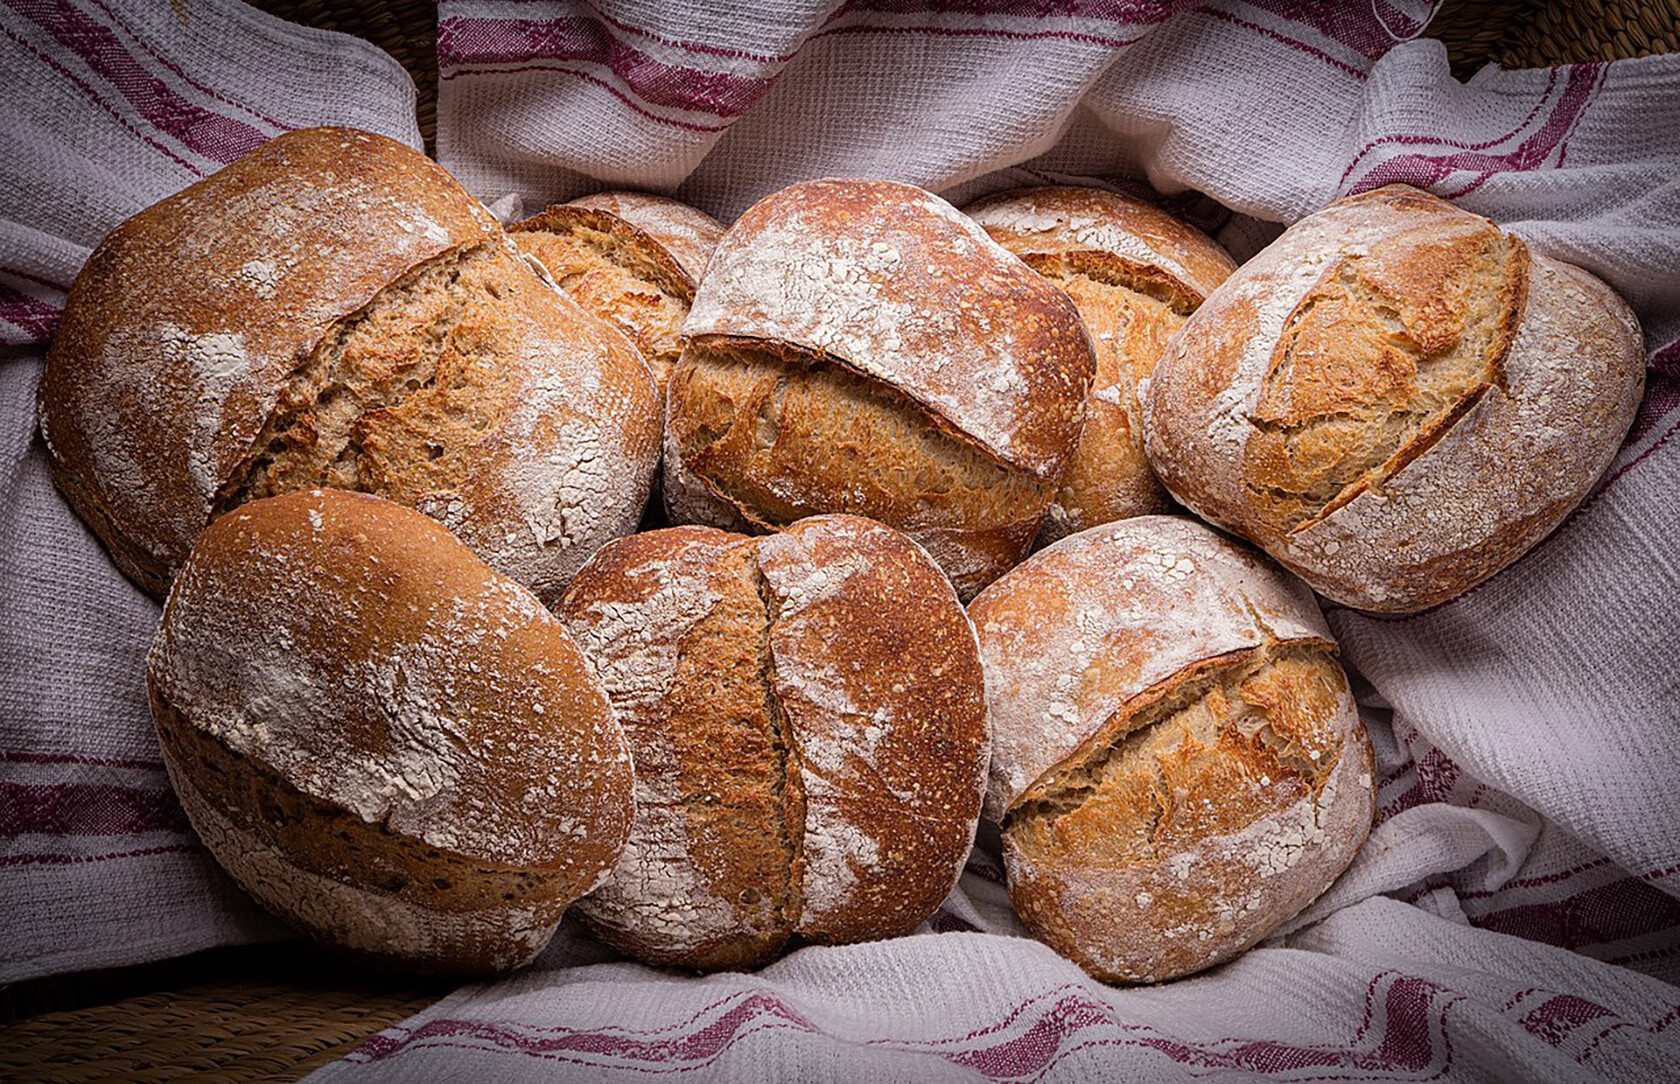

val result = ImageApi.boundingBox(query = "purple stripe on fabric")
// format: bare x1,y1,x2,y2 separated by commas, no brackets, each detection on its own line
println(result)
87,0,293,132
436,62,733,133
1194,7,1365,78
437,17,780,117
1,751,167,770
1474,880,1680,952
1240,0,1418,62
809,21,1149,51
1624,340,1680,446
8,0,269,165
0,841,198,867
1339,69,1559,185
0,781,187,839
354,972,1466,1078
0,281,61,341
0,18,199,174
1347,64,1602,196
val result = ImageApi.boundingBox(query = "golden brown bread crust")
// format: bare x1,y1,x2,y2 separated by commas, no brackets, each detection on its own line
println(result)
1142,184,1646,612
559,526,798,971
969,515,1374,983
668,178,1095,598
510,192,724,396
146,489,634,974
965,187,1238,545
39,127,660,603
557,515,989,970
40,127,501,596
760,516,989,943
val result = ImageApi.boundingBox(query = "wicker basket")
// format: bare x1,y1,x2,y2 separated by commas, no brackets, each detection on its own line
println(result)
3,0,1674,1079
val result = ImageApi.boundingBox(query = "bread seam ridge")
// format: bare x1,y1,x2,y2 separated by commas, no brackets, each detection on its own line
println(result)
1024,251,1202,316
749,552,805,935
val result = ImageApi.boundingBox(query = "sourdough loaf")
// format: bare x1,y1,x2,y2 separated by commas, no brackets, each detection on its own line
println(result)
146,489,634,975
556,515,989,970
511,192,725,397
965,186,1236,545
39,127,660,604
970,515,1374,983
665,178,1096,599
1141,183,1645,612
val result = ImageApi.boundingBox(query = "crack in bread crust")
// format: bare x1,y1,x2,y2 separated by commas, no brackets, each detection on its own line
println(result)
670,338,1053,537
751,559,807,950
219,242,519,513
1003,642,1345,869
1242,229,1526,536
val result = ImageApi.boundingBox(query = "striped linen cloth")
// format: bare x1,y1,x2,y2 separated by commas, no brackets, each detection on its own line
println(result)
3,1,1679,1079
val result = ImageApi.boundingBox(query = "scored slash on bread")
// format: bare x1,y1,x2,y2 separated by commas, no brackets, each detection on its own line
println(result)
964,186,1238,546
556,515,989,971
39,127,661,604
665,178,1096,600
1142,183,1646,613
146,490,635,975
969,516,1375,984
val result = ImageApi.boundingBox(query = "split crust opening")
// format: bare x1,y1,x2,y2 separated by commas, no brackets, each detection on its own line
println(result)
669,339,1053,535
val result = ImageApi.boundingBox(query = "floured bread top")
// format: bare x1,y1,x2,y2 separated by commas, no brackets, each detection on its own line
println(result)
969,515,1329,823
40,127,661,603
970,514,1372,983
684,178,1093,480
40,128,503,593
147,489,634,875
557,514,988,968
1142,184,1644,611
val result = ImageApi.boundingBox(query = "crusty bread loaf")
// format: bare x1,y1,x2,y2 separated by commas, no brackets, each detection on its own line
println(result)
146,489,634,975
39,127,660,605
511,191,725,397
965,186,1237,545
1142,183,1646,612
556,514,989,970
665,178,1096,599
970,515,1374,983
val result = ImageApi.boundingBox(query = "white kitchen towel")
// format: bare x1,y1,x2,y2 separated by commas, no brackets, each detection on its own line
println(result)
0,0,422,980
3,0,1680,1079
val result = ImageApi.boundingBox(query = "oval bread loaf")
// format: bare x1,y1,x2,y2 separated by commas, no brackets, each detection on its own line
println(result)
665,178,1096,599
1141,183,1645,612
970,515,1374,984
39,126,661,605
146,489,635,975
511,191,726,398
556,514,989,970
965,186,1237,545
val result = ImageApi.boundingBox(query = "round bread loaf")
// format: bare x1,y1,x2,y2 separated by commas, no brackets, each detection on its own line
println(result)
1142,183,1645,612
510,192,725,398
665,178,1096,599
146,489,634,975
970,515,1375,984
965,187,1237,546
40,126,660,605
556,514,989,970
